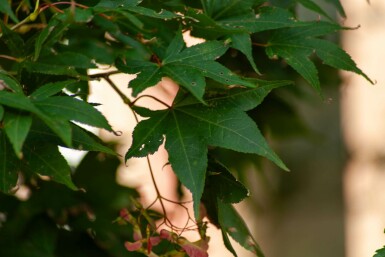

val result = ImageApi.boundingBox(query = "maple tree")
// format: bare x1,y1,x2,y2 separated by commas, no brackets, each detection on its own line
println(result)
0,0,376,257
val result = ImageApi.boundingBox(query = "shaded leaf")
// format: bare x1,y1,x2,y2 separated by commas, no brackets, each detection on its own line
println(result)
206,160,249,204
3,111,32,158
24,143,77,190
218,201,264,257
231,33,260,73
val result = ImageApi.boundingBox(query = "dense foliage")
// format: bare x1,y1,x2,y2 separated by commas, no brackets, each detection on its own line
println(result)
0,0,373,256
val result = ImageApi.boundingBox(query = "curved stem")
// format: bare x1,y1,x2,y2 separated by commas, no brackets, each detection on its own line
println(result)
131,94,171,108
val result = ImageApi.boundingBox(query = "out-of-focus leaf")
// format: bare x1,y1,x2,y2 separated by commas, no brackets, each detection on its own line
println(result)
0,132,19,193
0,1,19,23
0,105,4,120
34,18,70,61
3,111,32,158
218,202,264,257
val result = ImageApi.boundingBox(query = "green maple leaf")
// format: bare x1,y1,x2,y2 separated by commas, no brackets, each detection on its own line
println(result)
266,22,373,93
126,80,289,218
116,31,255,101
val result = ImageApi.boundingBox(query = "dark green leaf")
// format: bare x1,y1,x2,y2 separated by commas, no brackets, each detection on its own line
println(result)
218,201,264,257
33,96,112,132
125,111,167,159
374,246,385,257
267,45,320,92
24,143,77,190
207,161,249,204
165,111,208,218
310,39,373,83
3,111,32,158
129,66,162,96
178,105,287,170
0,132,19,193
231,33,260,73
0,1,19,23
127,98,287,217
30,80,78,100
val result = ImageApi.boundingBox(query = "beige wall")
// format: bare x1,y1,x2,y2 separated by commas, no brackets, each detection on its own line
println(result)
341,1,385,256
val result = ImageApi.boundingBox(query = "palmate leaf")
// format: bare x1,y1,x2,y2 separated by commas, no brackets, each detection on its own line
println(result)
266,23,373,93
116,31,255,101
127,81,288,218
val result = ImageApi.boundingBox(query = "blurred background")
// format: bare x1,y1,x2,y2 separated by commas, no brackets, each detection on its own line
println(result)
61,1,385,257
